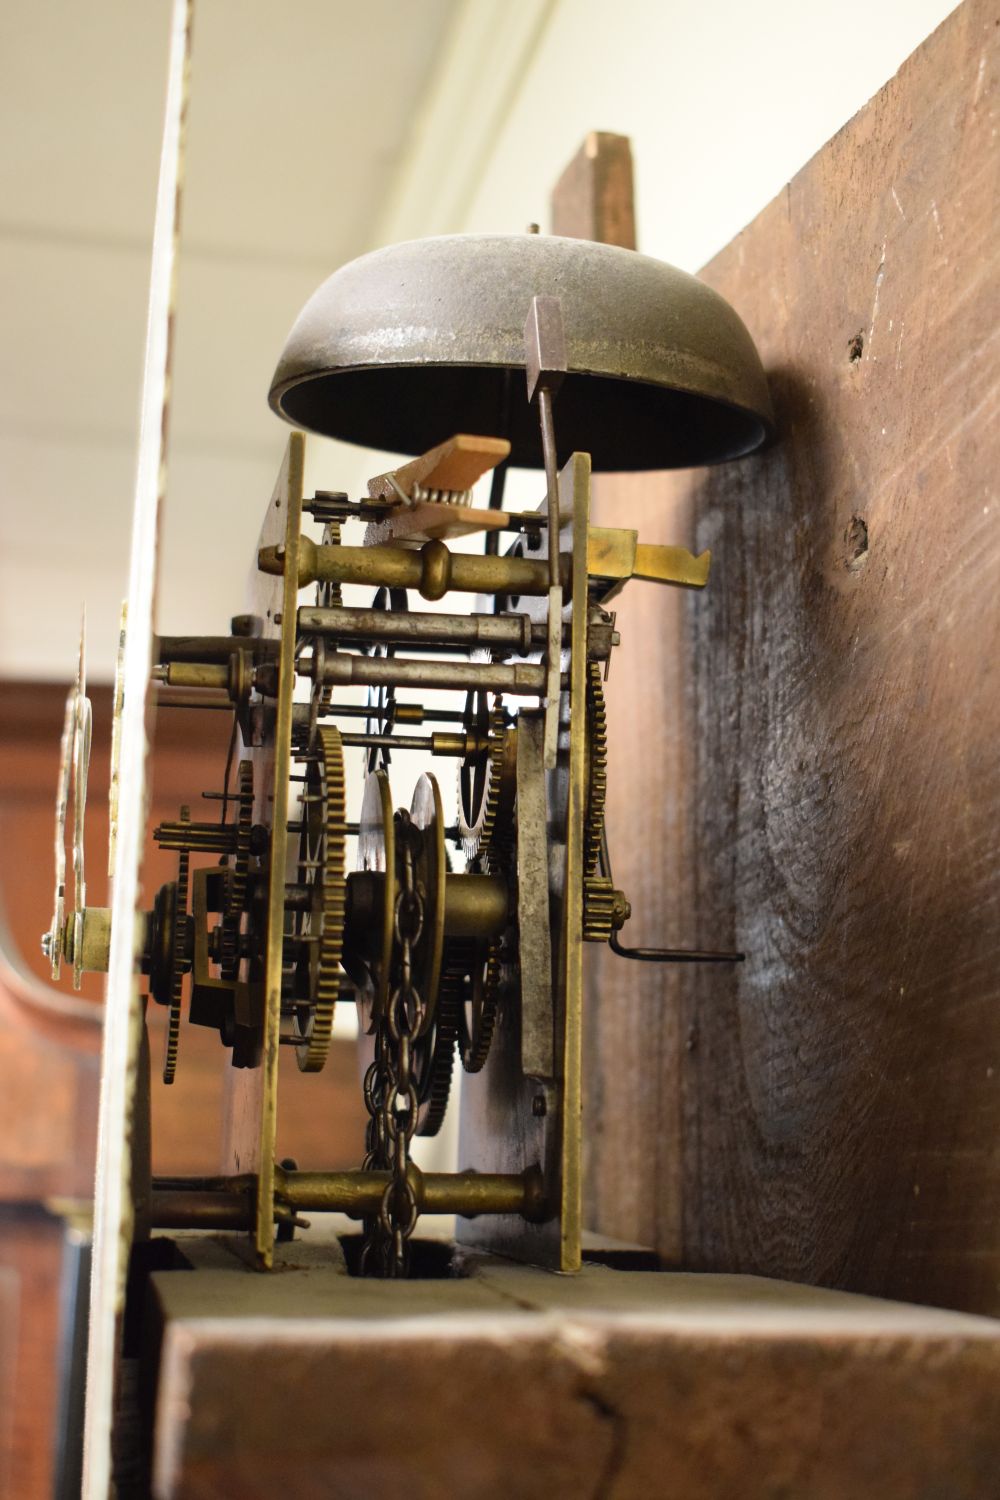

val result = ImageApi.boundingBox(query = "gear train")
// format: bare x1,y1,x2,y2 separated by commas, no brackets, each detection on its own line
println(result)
43,231,773,1276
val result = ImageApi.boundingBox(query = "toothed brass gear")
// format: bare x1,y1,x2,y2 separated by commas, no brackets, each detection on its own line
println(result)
582,876,631,943
294,726,347,1073
414,954,460,1136
317,520,343,609
163,805,191,1085
584,662,608,878
458,697,515,869
219,761,254,981
459,940,502,1073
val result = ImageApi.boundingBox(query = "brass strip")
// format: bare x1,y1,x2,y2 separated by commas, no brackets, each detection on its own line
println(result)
516,714,555,1079
255,432,305,1267
559,453,591,1272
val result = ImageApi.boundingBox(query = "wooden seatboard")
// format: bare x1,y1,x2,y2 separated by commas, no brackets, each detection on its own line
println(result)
149,1251,1000,1499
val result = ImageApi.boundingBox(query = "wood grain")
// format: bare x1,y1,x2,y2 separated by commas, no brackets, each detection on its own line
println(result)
150,1253,1000,1500
550,131,636,252
0,1209,65,1500
574,0,1000,1312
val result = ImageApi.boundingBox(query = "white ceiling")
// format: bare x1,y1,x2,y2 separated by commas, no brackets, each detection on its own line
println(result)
0,0,461,680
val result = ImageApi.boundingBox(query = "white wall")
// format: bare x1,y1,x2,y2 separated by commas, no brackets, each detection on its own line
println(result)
325,0,959,510
461,0,959,270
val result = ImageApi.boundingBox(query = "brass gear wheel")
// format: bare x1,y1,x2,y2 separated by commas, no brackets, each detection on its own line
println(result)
584,662,608,878
353,769,395,1035
413,955,460,1136
317,519,343,609
163,805,191,1085
582,876,631,943
293,726,348,1073
459,939,503,1073
458,696,516,870
409,773,446,1039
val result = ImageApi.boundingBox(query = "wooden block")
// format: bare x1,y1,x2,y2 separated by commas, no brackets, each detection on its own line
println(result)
148,1254,1000,1499
367,433,510,502
365,434,512,544
550,131,636,251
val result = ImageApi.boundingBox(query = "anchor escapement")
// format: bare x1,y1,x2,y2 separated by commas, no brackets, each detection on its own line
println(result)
47,232,772,1276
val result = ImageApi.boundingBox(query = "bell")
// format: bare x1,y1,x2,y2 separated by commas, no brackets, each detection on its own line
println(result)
269,233,773,472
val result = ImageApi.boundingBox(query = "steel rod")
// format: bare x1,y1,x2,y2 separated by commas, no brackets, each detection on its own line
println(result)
150,1188,253,1229
292,702,468,732
306,653,548,696
299,604,540,654
157,634,277,663
338,732,487,756
155,692,233,710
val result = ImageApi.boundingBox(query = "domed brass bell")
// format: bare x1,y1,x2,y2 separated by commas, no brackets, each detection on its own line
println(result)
269,233,773,471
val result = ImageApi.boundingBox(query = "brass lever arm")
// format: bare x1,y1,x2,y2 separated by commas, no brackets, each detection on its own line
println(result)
586,526,711,601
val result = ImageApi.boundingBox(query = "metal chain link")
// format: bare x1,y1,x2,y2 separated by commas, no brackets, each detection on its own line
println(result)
360,809,426,1276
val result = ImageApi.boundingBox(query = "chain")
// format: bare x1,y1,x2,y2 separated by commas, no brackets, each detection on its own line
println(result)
360,809,426,1276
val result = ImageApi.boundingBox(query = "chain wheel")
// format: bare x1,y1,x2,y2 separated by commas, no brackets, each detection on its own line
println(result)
293,726,348,1073
219,760,254,981
584,662,608,878
163,805,190,1085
